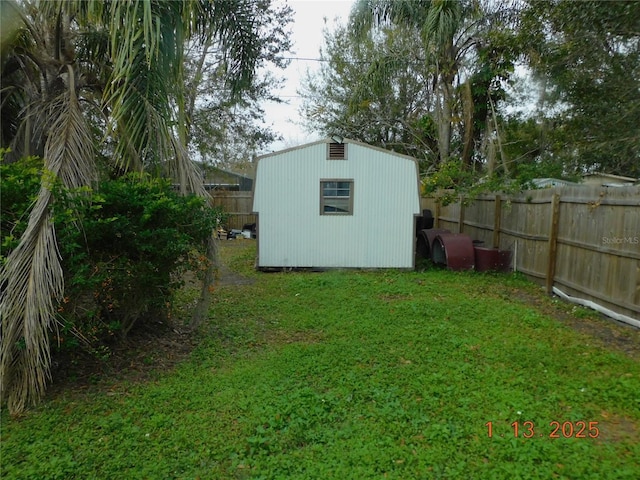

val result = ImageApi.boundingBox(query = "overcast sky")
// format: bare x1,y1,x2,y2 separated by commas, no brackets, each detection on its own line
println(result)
262,0,355,153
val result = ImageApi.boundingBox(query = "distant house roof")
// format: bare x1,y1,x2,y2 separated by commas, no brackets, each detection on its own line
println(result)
531,178,579,188
199,164,254,191
582,172,637,186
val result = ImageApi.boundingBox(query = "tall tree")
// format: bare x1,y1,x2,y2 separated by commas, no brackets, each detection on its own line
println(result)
303,0,519,176
350,0,486,163
0,0,268,414
518,0,640,177
300,20,438,169
184,0,293,171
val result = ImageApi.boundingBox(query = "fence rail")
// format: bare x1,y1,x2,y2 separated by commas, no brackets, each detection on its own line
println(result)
421,186,640,322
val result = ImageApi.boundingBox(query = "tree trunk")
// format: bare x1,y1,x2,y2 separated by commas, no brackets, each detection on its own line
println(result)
436,77,453,162
489,95,509,176
461,80,474,167
190,235,219,330
186,36,213,134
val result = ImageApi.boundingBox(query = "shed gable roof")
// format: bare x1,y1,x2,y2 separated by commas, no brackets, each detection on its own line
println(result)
256,138,419,163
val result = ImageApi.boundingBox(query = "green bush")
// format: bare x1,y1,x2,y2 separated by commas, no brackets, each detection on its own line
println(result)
53,173,221,348
1,156,221,356
0,154,43,263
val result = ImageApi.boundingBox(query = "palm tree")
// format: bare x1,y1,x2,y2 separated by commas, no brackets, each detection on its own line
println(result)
350,0,485,163
0,0,263,415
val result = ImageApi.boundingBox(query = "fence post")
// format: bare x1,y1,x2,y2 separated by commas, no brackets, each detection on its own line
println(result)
434,199,440,229
492,195,502,248
546,193,561,294
458,196,465,234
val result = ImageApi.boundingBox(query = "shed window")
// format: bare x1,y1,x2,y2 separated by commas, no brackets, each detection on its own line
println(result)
327,142,347,160
320,180,353,215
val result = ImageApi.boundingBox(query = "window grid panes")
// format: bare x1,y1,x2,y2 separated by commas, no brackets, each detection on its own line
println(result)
320,180,353,215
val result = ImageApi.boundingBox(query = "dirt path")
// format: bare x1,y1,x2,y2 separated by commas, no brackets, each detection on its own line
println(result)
217,261,254,286
214,239,256,286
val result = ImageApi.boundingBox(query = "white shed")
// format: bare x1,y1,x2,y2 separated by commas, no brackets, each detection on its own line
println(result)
252,139,421,269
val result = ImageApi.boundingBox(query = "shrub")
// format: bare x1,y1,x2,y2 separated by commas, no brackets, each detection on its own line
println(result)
53,173,221,349
0,154,43,264
1,156,221,357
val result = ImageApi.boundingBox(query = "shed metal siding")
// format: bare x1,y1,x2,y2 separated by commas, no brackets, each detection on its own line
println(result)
253,140,420,268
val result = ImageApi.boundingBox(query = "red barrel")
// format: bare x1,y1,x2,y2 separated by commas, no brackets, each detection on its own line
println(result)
416,228,451,259
431,233,475,271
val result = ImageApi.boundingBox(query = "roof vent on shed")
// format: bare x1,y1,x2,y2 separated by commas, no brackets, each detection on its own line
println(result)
328,142,346,160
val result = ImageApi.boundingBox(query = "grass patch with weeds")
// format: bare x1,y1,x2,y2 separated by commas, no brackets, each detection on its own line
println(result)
2,241,639,479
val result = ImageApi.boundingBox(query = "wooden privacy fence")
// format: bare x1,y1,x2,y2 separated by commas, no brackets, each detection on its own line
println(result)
421,186,640,322
209,191,256,230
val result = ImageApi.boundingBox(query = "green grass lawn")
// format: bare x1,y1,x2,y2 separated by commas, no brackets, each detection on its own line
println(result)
2,241,639,479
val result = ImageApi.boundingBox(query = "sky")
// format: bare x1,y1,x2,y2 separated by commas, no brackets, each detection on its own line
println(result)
261,0,356,153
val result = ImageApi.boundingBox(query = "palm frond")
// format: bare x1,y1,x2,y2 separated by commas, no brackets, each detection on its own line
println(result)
103,0,243,193
169,139,207,197
2,0,266,413
0,66,95,414
45,66,97,188
423,0,463,49
351,0,433,37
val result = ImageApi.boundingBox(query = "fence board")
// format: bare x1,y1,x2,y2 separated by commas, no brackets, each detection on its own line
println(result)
422,185,640,321
546,194,561,293
209,192,256,230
